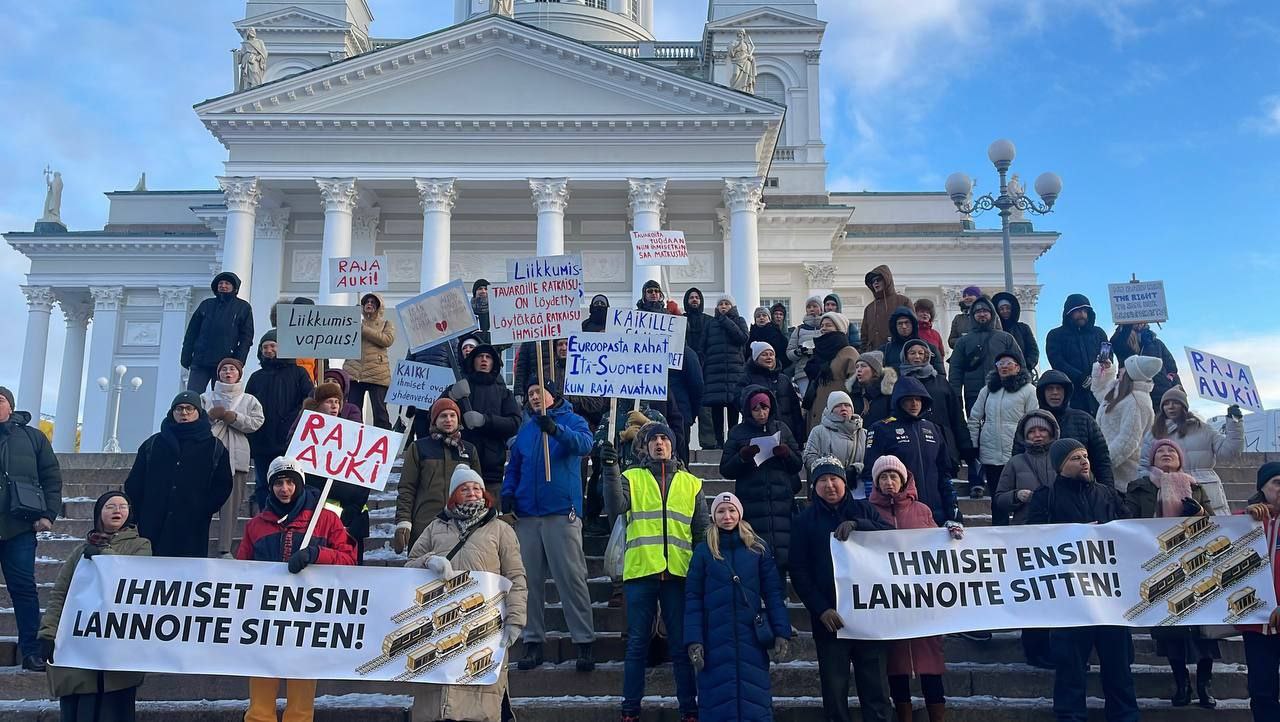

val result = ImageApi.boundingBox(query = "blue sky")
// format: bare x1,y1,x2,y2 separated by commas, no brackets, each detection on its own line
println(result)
1,0,1278,419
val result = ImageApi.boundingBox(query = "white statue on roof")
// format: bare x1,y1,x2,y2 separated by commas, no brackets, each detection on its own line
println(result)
729,30,757,95
492,0,514,17
236,28,268,91
41,167,63,223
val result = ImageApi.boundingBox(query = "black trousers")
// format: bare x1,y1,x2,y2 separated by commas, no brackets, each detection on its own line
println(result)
814,635,891,722
1244,632,1280,722
186,365,216,392
984,464,1008,525
60,687,137,722
710,405,739,447
1050,626,1138,722
349,382,390,429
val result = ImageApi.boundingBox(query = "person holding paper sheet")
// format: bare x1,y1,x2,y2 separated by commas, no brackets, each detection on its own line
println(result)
125,391,232,558
200,357,264,558
502,381,596,672
38,491,149,721
238,457,356,722
719,386,803,581
406,465,528,722
394,397,482,554
1026,439,1137,722
1139,386,1243,515
450,344,521,498
745,342,805,445
1243,462,1280,722
801,312,860,433
861,377,960,526
343,293,396,430
296,382,370,563
789,457,892,722
787,296,825,402
703,295,750,449
1110,323,1179,410
867,455,964,722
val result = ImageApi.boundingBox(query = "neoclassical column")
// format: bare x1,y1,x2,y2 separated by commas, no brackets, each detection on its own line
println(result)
315,178,359,306
250,208,290,342
627,178,667,301
529,178,569,257
18,286,55,415
154,287,193,424
723,177,765,312
940,286,964,341
52,296,92,452
1014,285,1043,335
416,178,457,292
352,206,381,259
81,287,124,452
216,176,260,299
716,208,732,294
803,263,838,306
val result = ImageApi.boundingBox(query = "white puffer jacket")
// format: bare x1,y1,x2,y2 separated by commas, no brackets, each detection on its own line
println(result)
1092,361,1156,489
201,381,265,473
967,370,1038,466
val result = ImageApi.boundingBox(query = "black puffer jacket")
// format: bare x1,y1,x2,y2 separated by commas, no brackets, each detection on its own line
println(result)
245,335,315,461
744,359,806,444
683,288,712,362
0,411,62,540
1012,370,1116,488
701,307,750,406
1045,294,1108,415
879,306,946,377
948,295,1022,412
457,345,522,489
991,292,1040,371
1027,473,1128,525
181,272,255,369
718,386,803,571
1110,325,1180,409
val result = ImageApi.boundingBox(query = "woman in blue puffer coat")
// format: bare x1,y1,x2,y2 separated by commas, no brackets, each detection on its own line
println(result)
684,492,792,722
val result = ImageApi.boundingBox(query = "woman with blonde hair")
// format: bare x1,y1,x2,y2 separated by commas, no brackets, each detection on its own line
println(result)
684,492,791,722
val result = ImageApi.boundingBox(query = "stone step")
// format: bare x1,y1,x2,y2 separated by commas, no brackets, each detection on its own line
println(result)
0,694,411,722
0,660,1252,703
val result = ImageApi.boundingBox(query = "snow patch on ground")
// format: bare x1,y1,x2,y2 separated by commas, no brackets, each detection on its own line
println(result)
363,544,407,562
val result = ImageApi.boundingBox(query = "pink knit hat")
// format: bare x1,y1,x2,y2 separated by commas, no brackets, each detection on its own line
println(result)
1148,438,1186,470
711,492,744,519
872,455,910,485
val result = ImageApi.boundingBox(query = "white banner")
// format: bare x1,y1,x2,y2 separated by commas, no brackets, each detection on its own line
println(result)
489,255,584,345
287,411,403,492
605,308,686,370
833,516,1275,640
386,360,456,408
1185,347,1264,413
54,556,511,685
1107,280,1167,324
630,230,689,266
328,256,389,294
564,332,669,401
277,304,362,359
395,280,479,354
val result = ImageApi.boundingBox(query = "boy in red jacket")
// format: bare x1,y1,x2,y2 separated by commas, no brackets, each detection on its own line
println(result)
237,456,356,722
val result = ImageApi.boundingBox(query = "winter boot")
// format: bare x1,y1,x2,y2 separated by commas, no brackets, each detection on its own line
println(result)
517,642,543,671
576,643,595,672
926,703,946,722
895,702,914,722
1170,663,1191,707
1197,659,1217,708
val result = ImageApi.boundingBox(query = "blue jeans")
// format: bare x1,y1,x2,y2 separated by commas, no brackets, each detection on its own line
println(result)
0,531,40,657
623,576,696,715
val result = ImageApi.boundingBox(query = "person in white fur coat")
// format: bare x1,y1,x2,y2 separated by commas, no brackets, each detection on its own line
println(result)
200,357,264,557
1092,354,1161,490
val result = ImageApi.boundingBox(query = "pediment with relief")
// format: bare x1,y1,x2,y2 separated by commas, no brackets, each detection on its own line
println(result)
706,8,826,32
235,7,352,32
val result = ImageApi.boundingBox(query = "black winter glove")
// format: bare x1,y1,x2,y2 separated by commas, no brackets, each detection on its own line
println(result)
82,544,104,560
1181,497,1204,517
739,444,761,461
536,415,558,435
40,638,54,664
288,544,318,574
501,496,516,515
1227,404,1243,421
600,441,619,467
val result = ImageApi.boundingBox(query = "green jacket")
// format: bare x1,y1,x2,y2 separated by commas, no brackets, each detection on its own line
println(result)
39,527,151,697
1123,476,1213,520
0,411,62,540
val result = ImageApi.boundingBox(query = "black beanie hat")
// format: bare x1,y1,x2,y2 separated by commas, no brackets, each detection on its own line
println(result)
93,490,135,532
473,279,489,295
1050,438,1086,474
1259,462,1280,491
169,390,203,413
642,280,662,293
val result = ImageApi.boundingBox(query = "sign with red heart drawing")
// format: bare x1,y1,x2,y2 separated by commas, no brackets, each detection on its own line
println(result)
396,279,479,353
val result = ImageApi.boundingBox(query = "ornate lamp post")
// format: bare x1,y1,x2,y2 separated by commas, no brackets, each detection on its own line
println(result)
945,139,1062,293
97,364,143,453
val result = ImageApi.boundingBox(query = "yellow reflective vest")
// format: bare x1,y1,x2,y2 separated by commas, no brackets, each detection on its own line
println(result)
622,466,702,580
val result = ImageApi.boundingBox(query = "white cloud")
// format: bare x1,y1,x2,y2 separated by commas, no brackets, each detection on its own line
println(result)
1248,95,1280,136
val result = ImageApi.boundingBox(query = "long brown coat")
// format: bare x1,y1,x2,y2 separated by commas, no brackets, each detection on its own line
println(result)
40,528,152,697
344,293,396,386
804,346,860,431
860,264,913,351
407,512,528,722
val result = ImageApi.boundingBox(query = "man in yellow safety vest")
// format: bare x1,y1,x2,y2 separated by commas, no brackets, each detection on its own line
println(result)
602,422,707,722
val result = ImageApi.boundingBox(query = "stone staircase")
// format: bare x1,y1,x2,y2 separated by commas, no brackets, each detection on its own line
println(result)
2,449,1277,720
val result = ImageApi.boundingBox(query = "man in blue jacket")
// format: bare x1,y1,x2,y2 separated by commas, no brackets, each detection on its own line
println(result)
502,380,597,672
861,376,961,526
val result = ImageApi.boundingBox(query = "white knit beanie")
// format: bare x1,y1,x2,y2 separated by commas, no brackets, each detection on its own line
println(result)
750,341,772,360
448,464,484,499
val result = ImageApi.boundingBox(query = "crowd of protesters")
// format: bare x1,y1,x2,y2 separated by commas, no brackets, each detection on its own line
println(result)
3,267,1277,722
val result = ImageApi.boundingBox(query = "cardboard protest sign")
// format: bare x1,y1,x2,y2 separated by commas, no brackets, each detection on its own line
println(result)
1107,280,1167,324
396,280,479,354
834,515,1275,639
286,411,403,492
605,307,686,370
277,304,362,359
488,254,583,345
1185,347,1264,413
630,230,689,266
55,556,511,685
563,332,669,401
328,255,388,294
386,360,456,408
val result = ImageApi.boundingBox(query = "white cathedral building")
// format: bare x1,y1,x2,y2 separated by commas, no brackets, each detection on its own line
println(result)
7,0,1058,453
